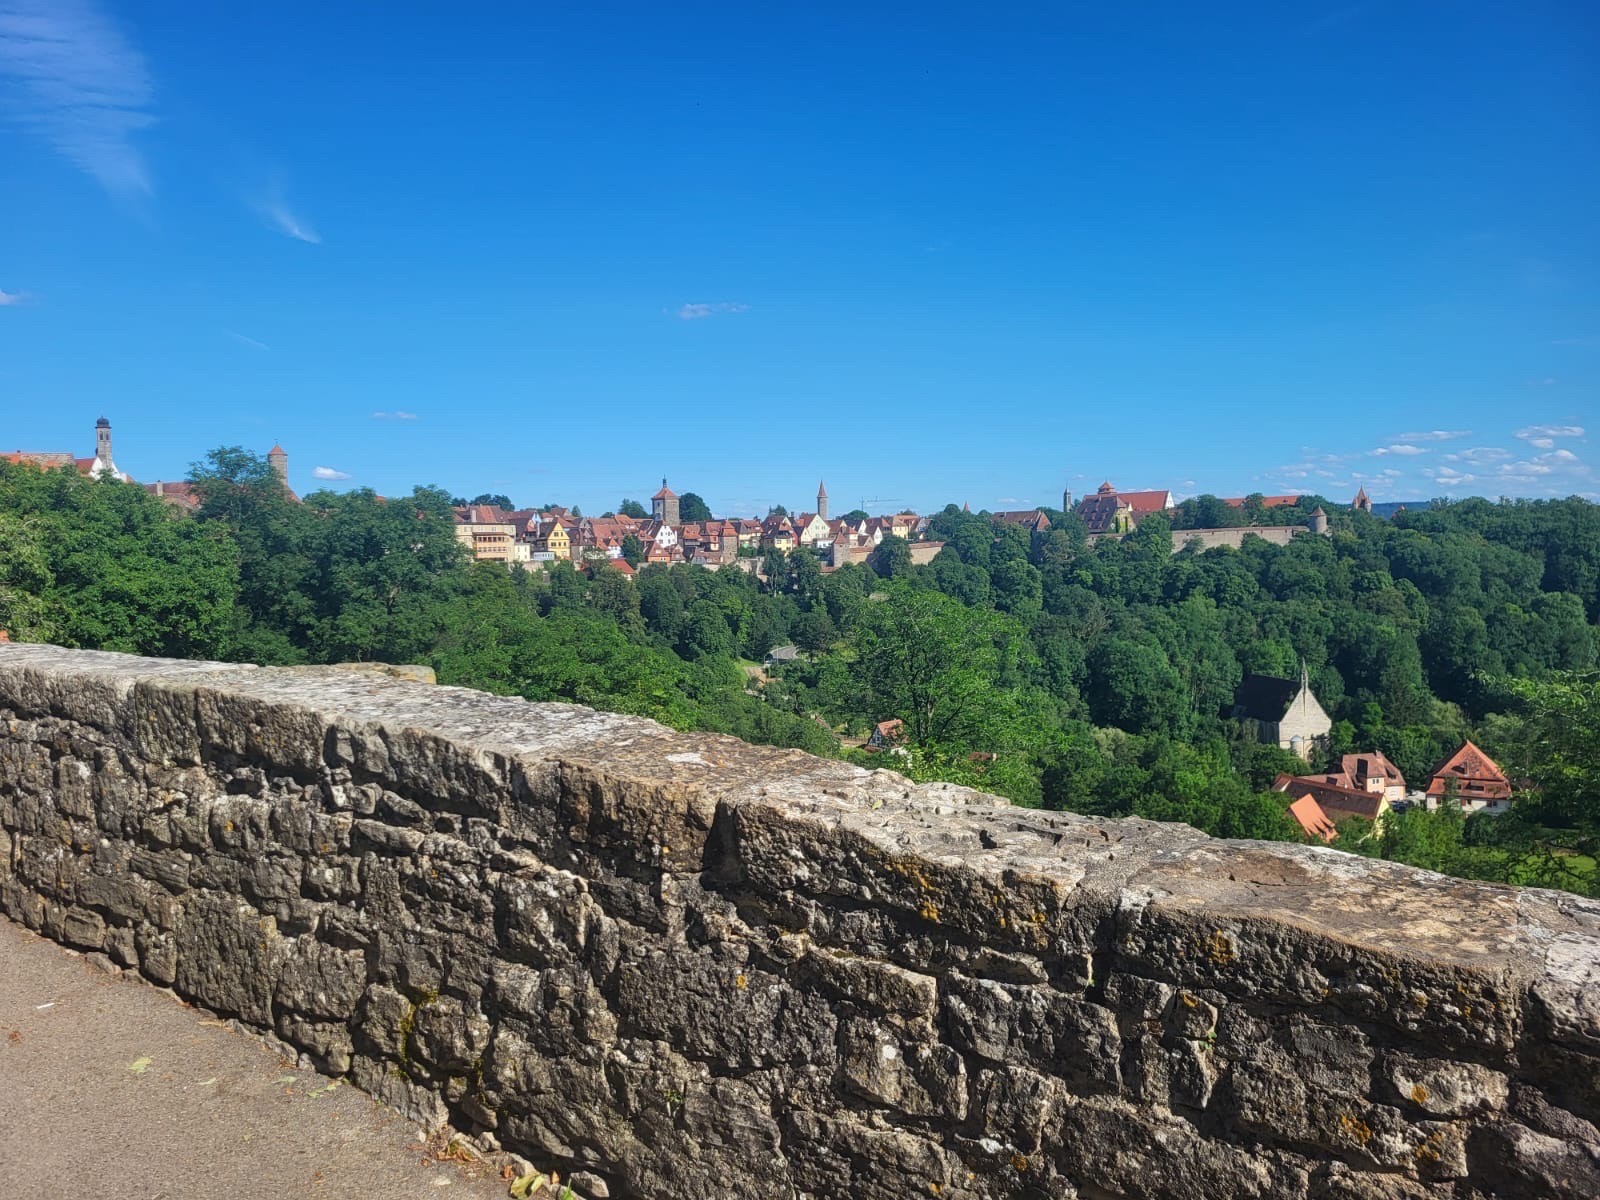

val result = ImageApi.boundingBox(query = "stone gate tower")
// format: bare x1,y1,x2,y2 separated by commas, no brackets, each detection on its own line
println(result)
652,478,680,527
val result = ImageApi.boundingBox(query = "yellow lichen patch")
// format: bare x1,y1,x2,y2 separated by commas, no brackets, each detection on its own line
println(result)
918,899,940,923
1181,992,1198,1009
1030,911,1046,925
734,974,748,990
1337,1113,1373,1146
1009,1154,1028,1173
1410,1083,1430,1105
1206,930,1236,966
1415,1131,1445,1163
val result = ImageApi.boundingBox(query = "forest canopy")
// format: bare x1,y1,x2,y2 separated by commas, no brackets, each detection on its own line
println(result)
2,454,1596,895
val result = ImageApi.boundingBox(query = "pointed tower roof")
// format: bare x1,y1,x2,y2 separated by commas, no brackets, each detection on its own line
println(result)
817,479,827,497
1310,506,1326,517
1354,486,1370,503
652,477,677,500
268,443,287,456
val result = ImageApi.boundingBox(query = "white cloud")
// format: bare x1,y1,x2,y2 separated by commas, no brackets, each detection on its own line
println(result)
225,329,269,350
312,466,351,481
1371,444,1426,457
1515,424,1584,450
0,0,155,196
675,302,748,320
1394,430,1470,442
262,197,319,244
0,288,23,306
371,410,418,421
1444,446,1512,465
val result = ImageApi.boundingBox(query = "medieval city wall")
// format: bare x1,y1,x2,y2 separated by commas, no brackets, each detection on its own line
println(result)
1,644,1597,1199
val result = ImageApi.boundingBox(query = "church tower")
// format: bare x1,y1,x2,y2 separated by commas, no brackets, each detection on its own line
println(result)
1062,483,1073,512
816,479,829,522
268,443,288,486
95,416,112,465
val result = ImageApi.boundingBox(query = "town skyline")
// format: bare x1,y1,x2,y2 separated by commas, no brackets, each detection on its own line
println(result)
2,410,1592,521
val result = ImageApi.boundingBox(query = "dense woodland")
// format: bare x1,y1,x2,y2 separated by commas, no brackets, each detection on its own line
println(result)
2,448,1596,896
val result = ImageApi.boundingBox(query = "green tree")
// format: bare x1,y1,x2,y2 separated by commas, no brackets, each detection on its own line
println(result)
679,492,714,523
850,584,1029,748
471,492,514,508
620,534,645,567
871,535,912,579
587,564,642,629
1495,670,1600,829
618,499,648,519
0,511,58,641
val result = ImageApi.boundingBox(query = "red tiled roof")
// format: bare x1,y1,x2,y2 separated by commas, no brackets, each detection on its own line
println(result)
1288,795,1338,843
994,510,1051,532
1272,774,1384,822
652,484,676,499
1075,492,1132,535
1340,751,1405,789
3,451,73,469
1222,495,1302,508
1425,740,1511,801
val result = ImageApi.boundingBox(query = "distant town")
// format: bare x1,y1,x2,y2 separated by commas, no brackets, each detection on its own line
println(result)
4,417,1405,579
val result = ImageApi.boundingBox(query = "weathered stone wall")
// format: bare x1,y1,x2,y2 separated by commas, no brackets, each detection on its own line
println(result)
1,644,1597,1200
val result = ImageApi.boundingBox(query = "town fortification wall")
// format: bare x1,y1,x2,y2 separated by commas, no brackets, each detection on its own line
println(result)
1,644,1597,1199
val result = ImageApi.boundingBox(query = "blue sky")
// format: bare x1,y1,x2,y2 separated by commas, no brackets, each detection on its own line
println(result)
1,1,1595,515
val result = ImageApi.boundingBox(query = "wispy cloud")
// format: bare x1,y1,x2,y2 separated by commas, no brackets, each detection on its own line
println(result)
225,329,269,350
371,410,418,421
1393,429,1470,442
0,0,155,197
675,302,748,320
311,466,351,481
262,196,319,243
0,288,25,306
1515,424,1584,450
1371,444,1426,457
1444,446,1512,465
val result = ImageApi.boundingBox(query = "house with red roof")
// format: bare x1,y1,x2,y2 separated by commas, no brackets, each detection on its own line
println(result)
1272,773,1390,828
866,718,907,753
994,509,1052,535
1075,482,1174,536
1425,740,1513,813
1289,752,1408,805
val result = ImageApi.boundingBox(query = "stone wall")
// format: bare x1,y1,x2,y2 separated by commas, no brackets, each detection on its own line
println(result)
1,643,1597,1200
